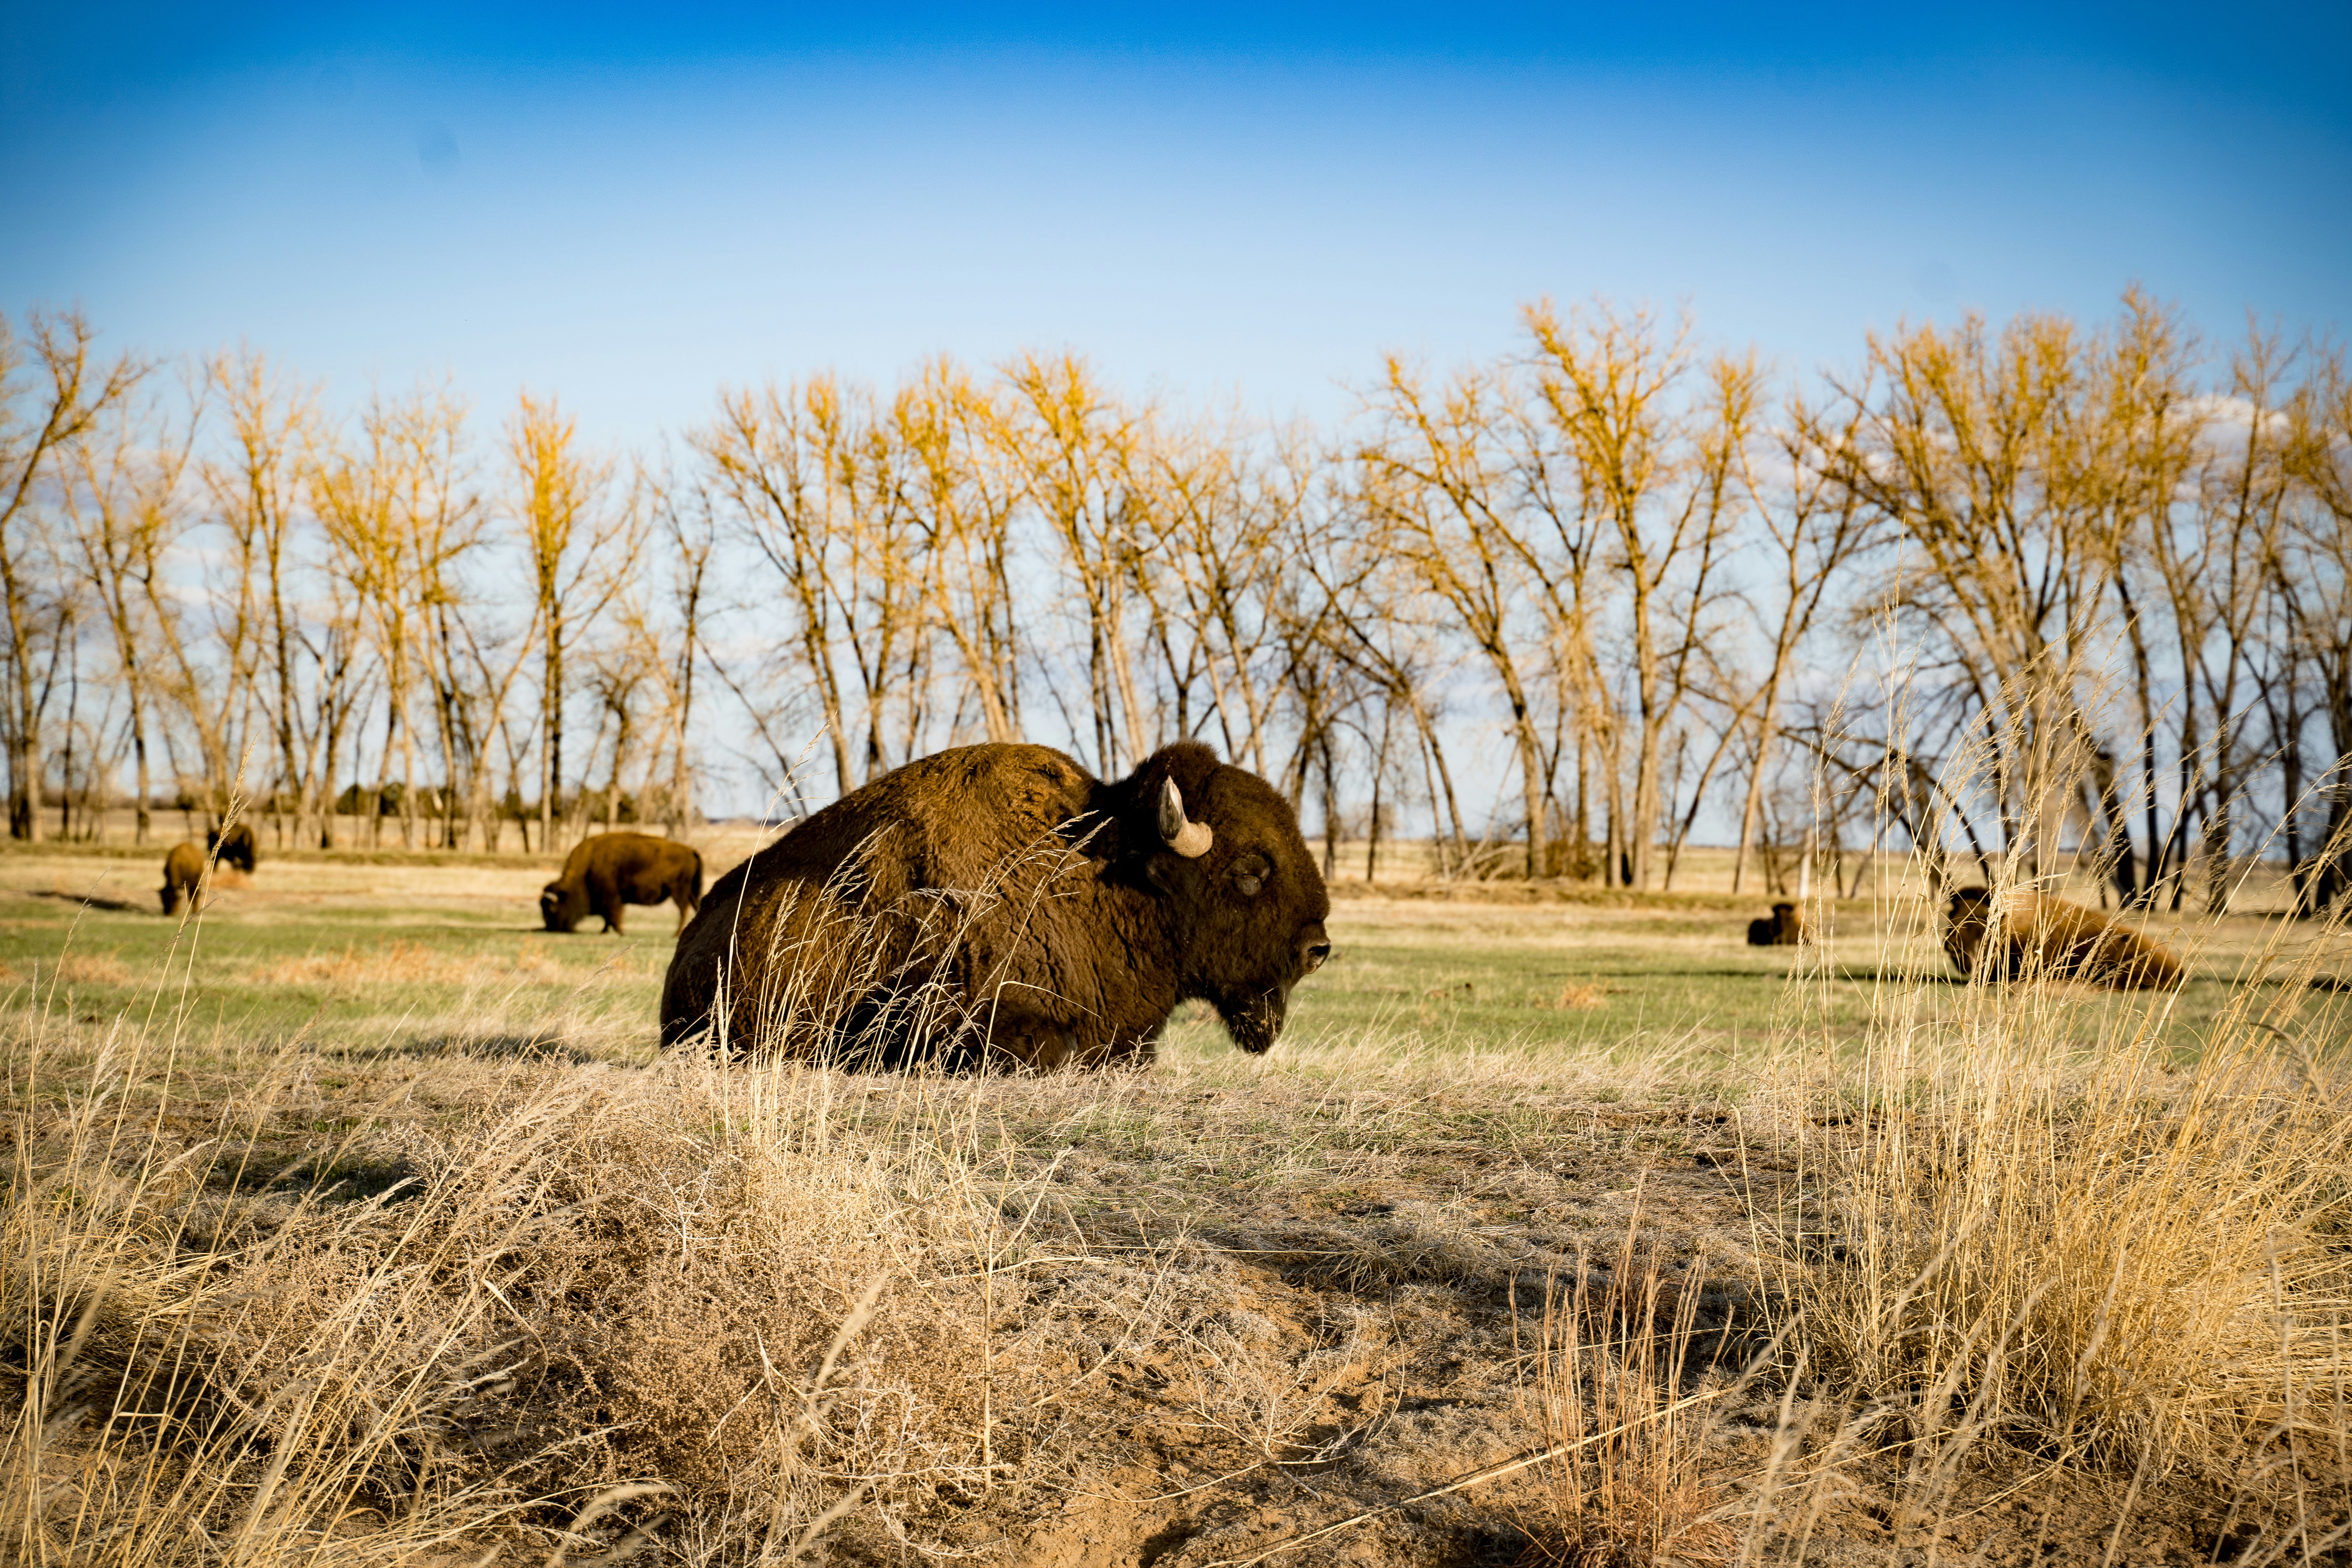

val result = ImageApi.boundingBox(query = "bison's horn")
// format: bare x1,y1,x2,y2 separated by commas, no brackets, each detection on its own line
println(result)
1158,777,1214,858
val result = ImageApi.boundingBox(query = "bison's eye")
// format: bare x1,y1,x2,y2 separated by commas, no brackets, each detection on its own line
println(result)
1232,852,1271,898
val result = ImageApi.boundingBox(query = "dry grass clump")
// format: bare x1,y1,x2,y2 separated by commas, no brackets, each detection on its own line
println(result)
1764,895,2352,1528
0,1031,1107,1566
1306,1200,1534,1293
1516,1212,1733,1568
5,1044,563,1566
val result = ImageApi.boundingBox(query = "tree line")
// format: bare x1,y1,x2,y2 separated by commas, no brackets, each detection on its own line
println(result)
2,292,2348,911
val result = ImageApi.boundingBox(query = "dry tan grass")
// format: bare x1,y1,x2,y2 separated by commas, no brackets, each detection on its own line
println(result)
250,939,564,987
1735,869,2352,1555
0,1040,1121,1564
7,817,2352,1564
1516,1214,1734,1566
47,954,129,987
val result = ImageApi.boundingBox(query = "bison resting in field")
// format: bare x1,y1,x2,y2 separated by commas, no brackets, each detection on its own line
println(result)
659,740,1333,1070
541,832,704,935
159,842,205,915
1746,902,1808,947
207,820,257,873
1942,886,2185,990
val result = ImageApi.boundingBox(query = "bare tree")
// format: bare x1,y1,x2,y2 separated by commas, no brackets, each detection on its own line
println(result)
1727,388,1870,894
2281,347,2352,913
1136,414,1300,775
61,379,201,843
2186,327,2296,911
203,350,319,845
1833,310,2130,882
109,370,254,827
825,381,937,780
510,392,635,847
2087,290,2203,906
1356,356,1555,876
995,353,1154,774
315,387,477,847
652,466,719,832
1519,301,1751,890
581,609,656,832
694,379,858,793
0,310,144,839
899,359,1023,744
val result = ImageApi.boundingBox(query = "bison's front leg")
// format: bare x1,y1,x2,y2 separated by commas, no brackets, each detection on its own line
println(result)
591,872,624,934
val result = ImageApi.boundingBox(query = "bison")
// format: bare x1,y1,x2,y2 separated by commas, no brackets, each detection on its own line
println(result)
1746,901,1808,947
658,740,1332,1070
208,820,258,873
1942,886,2185,990
541,832,704,935
159,842,205,915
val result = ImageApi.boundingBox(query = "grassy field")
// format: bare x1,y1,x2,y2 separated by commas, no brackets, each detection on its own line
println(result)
4,842,2350,1566
1,842,2333,1063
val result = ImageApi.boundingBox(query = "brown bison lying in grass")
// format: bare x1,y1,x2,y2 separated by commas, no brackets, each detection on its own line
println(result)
659,740,1332,1070
1746,901,1808,946
541,833,704,935
207,820,257,873
159,842,205,915
1942,886,2185,990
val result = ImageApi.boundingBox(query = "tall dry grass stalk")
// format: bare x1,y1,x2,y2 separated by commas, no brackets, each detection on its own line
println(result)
1753,706,2352,1544
1518,1205,1733,1568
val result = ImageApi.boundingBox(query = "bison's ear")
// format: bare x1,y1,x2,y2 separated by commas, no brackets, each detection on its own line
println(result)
1158,778,1213,858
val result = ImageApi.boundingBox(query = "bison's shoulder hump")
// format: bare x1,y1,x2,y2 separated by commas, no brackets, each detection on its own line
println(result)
996,751,1093,824
897,744,1092,828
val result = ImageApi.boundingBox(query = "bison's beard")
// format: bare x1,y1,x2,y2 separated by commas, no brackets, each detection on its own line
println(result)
1215,986,1288,1054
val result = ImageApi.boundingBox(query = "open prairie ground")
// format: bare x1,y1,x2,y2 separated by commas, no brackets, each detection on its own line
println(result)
5,845,2351,1566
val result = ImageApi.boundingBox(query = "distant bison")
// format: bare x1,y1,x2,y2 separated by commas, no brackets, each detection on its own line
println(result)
160,842,205,915
1746,902,1808,947
541,832,703,935
1942,886,2185,990
659,740,1333,1070
208,820,258,873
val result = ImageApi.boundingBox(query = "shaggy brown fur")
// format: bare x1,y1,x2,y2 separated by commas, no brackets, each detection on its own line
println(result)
1746,902,1808,947
207,820,258,873
659,741,1332,1070
541,833,704,935
159,842,205,915
1942,886,2185,990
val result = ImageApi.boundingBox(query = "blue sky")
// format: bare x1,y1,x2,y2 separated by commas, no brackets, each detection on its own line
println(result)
5,3,2348,441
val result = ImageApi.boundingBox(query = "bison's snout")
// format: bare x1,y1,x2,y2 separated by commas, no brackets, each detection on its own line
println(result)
1223,987,1287,1054
1218,924,1333,1055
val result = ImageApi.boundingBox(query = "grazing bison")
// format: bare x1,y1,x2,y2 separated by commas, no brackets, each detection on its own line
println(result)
208,820,258,873
540,832,703,935
159,842,205,915
659,740,1332,1070
1942,886,2185,990
1746,902,1808,947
